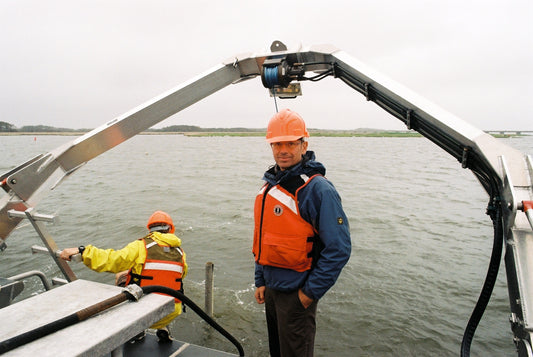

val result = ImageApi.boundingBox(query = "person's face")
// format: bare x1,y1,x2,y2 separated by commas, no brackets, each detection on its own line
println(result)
270,139,308,170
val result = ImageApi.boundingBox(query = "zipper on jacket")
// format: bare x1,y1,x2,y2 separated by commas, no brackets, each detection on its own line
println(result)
257,183,273,262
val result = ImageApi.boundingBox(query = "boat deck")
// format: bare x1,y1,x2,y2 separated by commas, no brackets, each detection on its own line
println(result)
0,279,237,356
122,331,236,356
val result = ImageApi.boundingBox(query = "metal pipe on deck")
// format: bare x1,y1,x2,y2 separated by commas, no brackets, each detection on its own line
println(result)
8,270,51,291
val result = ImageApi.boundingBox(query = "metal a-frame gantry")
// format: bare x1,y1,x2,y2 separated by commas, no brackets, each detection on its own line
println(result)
1,41,532,356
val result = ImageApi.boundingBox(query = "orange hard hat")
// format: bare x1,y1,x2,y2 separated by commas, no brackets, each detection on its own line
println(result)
266,109,310,143
147,210,175,233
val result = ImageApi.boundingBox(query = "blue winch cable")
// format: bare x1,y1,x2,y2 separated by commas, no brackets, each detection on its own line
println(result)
272,88,279,112
263,66,280,112
262,66,279,88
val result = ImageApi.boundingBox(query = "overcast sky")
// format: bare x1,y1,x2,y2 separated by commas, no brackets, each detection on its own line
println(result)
1,0,531,131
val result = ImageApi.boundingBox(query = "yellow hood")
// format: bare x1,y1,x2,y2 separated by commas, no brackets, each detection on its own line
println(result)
151,232,182,247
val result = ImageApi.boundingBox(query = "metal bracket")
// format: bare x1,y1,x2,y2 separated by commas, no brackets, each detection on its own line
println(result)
406,110,413,130
364,83,372,101
461,147,470,169
270,40,287,52
11,208,77,282
8,209,55,223
52,277,69,286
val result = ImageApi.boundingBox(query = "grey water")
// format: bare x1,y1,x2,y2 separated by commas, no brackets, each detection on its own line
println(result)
1,134,533,356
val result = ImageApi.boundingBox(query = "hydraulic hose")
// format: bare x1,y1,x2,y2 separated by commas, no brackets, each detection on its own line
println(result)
141,285,245,356
0,285,245,357
460,201,503,357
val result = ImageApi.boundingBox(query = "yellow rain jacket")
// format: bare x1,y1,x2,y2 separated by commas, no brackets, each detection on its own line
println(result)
81,231,188,329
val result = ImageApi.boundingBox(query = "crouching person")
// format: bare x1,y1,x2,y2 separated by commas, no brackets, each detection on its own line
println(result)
59,210,188,343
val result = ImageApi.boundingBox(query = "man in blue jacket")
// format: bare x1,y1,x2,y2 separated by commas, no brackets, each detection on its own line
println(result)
253,109,352,357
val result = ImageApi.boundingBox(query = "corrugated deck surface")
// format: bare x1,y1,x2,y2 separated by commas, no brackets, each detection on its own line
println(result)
123,331,237,356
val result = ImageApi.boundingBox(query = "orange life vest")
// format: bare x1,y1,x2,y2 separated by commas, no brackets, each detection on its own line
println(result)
253,174,319,272
127,235,185,303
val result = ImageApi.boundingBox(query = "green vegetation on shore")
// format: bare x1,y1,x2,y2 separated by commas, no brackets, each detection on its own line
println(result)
0,121,521,138
182,130,423,138
0,120,424,137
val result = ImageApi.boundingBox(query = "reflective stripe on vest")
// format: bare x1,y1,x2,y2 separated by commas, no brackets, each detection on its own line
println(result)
263,174,311,215
267,186,298,215
144,262,184,274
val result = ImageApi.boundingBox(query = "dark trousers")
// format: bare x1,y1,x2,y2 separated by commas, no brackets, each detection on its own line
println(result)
265,287,318,357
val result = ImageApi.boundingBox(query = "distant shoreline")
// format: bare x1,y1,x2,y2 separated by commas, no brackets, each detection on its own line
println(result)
0,131,521,138
0,131,424,137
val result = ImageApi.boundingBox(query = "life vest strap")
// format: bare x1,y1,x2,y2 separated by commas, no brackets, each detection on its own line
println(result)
129,273,183,289
129,273,153,282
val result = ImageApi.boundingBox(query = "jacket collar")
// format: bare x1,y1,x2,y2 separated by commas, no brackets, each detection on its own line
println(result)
263,151,325,185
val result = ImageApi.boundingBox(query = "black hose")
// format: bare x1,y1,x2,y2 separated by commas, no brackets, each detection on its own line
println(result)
0,314,81,354
460,201,503,357
141,285,245,356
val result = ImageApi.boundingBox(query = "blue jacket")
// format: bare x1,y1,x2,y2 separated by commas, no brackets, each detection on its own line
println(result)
254,151,351,300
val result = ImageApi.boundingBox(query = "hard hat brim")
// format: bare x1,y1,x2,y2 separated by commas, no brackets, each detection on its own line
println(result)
266,135,305,144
